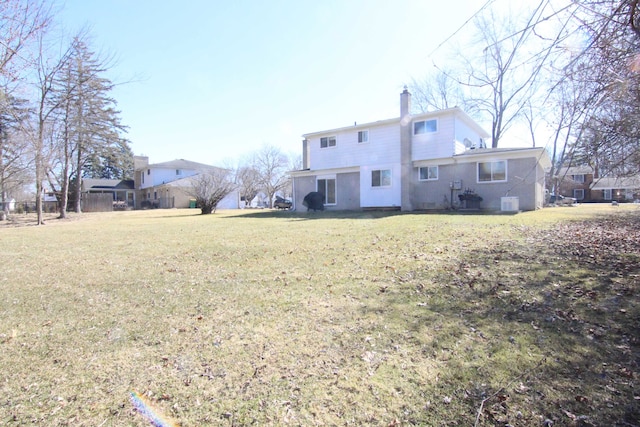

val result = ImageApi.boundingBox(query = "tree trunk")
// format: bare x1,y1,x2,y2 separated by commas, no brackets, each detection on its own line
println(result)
74,144,82,213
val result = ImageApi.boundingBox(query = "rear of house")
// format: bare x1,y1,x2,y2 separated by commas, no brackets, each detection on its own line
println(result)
292,89,550,212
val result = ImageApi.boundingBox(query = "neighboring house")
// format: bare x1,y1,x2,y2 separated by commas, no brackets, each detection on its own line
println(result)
291,89,551,212
554,166,640,203
555,166,594,202
133,157,239,209
591,176,640,202
82,178,136,208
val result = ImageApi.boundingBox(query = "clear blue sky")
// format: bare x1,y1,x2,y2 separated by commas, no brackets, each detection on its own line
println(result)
58,0,492,166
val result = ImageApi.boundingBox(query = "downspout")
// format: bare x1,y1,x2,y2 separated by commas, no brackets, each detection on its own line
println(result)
292,175,296,211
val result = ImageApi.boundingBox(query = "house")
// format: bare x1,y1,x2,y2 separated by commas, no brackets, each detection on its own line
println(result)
555,166,594,202
591,176,640,202
555,166,640,203
134,156,239,209
291,89,551,212
82,179,136,208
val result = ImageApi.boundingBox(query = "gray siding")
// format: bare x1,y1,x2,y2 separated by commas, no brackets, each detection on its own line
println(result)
293,172,360,211
413,157,544,211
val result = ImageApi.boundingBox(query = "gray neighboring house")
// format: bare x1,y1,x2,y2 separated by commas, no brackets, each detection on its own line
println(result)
291,89,551,212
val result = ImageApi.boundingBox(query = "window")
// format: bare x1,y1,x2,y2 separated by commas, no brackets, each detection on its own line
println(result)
419,166,438,181
141,171,145,184
572,174,585,183
414,119,437,134
320,136,336,148
317,178,336,204
358,130,368,143
604,189,612,200
372,169,392,187
478,160,507,182
574,189,584,200
176,169,182,176
147,169,150,175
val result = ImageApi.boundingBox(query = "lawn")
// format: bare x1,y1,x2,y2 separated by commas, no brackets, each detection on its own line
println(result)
1,205,639,426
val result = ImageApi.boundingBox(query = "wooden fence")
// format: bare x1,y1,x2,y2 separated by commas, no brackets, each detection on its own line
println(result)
82,194,113,212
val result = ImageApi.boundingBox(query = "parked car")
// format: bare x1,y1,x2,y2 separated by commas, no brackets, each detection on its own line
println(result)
274,196,292,210
549,194,577,205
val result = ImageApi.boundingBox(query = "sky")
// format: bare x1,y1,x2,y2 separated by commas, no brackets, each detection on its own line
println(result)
57,0,500,166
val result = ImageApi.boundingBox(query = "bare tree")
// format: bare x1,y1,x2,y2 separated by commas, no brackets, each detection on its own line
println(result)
235,164,261,208
410,67,466,113
0,91,31,217
252,143,290,208
184,168,235,214
0,0,51,78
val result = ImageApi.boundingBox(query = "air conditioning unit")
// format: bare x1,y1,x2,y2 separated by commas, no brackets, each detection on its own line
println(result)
501,196,519,212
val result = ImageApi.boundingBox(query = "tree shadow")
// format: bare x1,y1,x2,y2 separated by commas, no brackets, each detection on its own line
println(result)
356,212,640,425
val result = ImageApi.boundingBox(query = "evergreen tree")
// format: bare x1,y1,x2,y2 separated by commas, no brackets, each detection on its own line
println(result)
49,37,130,215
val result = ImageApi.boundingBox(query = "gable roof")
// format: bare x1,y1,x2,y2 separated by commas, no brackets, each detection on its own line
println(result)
82,179,134,191
302,107,490,139
590,176,640,190
146,159,216,171
556,165,594,176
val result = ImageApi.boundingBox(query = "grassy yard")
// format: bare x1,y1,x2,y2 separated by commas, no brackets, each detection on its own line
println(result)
1,205,638,426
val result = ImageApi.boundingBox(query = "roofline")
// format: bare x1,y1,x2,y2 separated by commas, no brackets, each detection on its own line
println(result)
302,107,490,139
451,146,552,168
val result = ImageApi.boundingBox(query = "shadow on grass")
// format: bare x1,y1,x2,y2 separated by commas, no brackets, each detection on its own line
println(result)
222,208,520,221
358,212,640,426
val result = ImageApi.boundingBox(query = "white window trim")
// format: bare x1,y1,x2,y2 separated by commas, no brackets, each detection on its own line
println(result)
316,175,337,205
320,136,337,149
371,169,392,188
358,129,369,144
418,166,439,181
477,160,508,183
603,189,612,200
413,119,439,135
574,189,584,200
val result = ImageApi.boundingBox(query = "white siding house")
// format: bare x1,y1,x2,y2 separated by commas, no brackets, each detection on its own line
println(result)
133,157,239,209
292,89,551,212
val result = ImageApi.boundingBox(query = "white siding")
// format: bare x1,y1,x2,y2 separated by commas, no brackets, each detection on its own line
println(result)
360,163,402,207
454,116,486,150
411,115,457,161
309,123,400,170
139,168,200,189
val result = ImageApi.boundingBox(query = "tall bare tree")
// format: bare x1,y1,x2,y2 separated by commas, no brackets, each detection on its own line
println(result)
235,164,261,208
252,144,290,208
410,67,466,113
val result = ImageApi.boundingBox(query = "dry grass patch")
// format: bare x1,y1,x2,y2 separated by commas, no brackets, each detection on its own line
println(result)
0,205,638,426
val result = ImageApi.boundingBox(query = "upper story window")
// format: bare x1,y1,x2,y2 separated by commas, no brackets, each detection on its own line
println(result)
572,174,585,183
414,119,437,135
147,169,150,175
478,160,507,182
176,169,182,176
358,130,369,143
320,136,336,148
419,166,438,181
372,169,392,187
